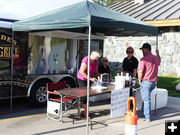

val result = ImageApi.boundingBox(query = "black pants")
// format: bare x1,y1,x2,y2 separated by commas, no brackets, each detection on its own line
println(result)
77,78,93,87
77,78,87,87
77,78,90,103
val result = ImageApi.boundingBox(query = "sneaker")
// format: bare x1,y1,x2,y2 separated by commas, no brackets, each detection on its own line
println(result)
138,118,151,122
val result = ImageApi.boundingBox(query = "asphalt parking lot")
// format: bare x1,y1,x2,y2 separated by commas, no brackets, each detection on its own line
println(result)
0,98,43,115
0,97,180,135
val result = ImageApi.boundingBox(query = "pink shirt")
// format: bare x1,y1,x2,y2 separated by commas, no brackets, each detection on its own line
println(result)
138,53,160,82
77,56,98,81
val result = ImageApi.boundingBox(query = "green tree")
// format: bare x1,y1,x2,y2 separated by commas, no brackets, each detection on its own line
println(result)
92,0,131,6
92,0,106,6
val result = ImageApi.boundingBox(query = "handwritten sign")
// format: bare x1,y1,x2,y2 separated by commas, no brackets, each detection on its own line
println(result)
110,88,130,118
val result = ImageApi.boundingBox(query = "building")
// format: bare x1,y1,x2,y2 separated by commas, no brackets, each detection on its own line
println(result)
104,0,180,76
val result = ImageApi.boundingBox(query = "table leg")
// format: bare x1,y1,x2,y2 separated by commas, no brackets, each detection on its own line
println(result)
132,88,136,97
77,98,81,116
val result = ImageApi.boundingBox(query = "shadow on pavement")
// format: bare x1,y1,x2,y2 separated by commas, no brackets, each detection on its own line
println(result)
31,124,86,135
0,99,110,120
151,107,180,121
0,98,46,120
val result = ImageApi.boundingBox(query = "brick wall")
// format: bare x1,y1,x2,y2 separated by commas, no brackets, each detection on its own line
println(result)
104,32,180,77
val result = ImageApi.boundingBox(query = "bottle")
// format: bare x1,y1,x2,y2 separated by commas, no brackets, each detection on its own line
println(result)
125,80,129,87
53,69,56,74
125,73,130,87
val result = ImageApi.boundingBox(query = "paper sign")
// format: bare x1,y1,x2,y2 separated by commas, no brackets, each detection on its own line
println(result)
110,88,130,118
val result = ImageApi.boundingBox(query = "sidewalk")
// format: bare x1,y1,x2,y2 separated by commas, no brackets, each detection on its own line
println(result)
0,96,180,135
167,96,180,111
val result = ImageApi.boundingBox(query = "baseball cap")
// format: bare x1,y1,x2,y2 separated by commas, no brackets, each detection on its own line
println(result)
140,43,151,51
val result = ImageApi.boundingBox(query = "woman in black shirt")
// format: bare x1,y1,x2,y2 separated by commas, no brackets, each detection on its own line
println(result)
121,47,138,78
98,57,111,81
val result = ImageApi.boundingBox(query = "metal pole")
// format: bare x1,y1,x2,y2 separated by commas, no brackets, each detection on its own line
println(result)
76,40,80,73
156,35,158,50
86,26,91,135
154,35,158,115
10,31,14,112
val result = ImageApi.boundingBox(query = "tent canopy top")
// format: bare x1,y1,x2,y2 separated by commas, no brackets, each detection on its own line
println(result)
12,1,158,36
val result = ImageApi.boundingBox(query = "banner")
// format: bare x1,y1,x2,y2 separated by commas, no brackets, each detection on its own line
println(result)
0,32,19,59
110,88,130,118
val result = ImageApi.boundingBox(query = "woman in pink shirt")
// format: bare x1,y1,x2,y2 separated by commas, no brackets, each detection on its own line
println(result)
77,50,101,117
77,50,101,87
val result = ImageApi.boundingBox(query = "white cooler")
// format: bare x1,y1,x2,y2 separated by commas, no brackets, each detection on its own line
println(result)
135,88,168,110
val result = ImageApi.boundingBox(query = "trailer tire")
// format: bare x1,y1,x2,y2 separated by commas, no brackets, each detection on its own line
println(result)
29,80,48,106
61,78,76,89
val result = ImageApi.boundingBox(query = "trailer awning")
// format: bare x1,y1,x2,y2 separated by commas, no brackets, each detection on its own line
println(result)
12,1,158,36
30,30,104,39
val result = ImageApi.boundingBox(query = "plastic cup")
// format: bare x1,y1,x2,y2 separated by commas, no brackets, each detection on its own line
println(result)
97,81,101,86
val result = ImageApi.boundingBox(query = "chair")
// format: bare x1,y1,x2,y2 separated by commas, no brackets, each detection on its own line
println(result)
46,81,77,122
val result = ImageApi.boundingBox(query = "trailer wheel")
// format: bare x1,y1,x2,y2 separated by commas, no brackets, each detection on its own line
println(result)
30,80,48,106
61,78,76,89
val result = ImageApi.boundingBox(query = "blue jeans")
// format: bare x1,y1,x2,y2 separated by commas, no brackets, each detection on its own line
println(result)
141,80,156,120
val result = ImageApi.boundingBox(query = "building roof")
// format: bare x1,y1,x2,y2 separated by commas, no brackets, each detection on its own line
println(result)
0,18,18,29
0,18,18,22
0,21,12,28
107,0,180,21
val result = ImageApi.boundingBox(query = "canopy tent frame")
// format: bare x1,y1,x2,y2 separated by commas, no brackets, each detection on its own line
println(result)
10,31,14,112
86,26,91,135
154,35,159,116
10,29,159,134
11,1,159,135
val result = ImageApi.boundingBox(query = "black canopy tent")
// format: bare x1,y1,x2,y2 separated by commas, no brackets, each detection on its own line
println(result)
12,1,158,134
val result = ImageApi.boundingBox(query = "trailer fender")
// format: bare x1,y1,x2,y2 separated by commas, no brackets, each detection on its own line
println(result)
27,75,76,97
27,78,53,97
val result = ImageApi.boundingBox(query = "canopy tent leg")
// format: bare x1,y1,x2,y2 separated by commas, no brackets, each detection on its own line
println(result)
86,26,91,135
154,35,158,116
10,31,14,112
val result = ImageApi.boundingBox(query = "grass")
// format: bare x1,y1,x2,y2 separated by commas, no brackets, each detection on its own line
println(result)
110,72,117,79
157,76,180,98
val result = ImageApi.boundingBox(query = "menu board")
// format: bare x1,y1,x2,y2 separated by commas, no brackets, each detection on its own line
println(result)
110,88,130,118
